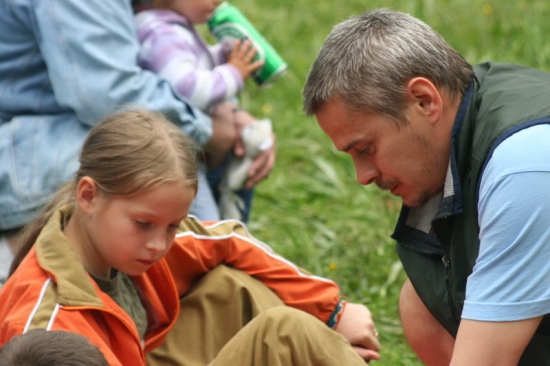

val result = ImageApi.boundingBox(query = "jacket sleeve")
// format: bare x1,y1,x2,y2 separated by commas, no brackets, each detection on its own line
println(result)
32,0,212,146
136,17,243,112
164,218,341,323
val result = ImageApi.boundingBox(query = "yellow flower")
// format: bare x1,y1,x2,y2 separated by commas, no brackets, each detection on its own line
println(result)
483,4,494,16
262,103,273,115
329,262,337,270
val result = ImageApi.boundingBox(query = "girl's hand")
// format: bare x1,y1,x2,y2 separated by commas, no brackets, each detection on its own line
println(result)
227,39,264,80
335,302,381,362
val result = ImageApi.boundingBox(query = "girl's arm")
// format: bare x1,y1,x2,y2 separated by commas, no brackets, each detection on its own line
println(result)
136,14,244,111
166,218,340,323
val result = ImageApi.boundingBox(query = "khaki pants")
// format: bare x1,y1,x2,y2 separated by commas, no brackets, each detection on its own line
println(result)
147,265,365,366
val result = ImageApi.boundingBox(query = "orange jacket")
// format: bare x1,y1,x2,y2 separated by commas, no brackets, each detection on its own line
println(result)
0,208,340,365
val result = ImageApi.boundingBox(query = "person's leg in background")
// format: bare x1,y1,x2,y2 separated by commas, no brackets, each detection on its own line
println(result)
188,165,222,221
208,155,254,222
164,159,255,222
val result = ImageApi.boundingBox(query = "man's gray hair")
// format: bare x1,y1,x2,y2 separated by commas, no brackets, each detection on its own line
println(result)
303,8,474,122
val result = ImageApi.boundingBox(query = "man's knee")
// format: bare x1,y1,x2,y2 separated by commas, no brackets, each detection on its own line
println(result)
399,279,454,366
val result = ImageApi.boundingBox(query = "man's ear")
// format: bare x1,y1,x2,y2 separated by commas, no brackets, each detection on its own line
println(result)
76,176,99,213
405,77,442,124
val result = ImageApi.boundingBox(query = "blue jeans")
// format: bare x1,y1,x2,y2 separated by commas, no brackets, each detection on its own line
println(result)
190,158,254,222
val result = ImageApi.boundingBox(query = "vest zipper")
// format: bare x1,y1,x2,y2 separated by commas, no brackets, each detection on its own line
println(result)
441,255,460,323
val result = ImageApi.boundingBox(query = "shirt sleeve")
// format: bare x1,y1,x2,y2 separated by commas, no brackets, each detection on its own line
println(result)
136,13,243,112
208,43,227,66
463,124,550,321
32,0,212,147
165,218,341,323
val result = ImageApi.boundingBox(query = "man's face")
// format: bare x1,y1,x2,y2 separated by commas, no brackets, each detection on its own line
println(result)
315,98,449,207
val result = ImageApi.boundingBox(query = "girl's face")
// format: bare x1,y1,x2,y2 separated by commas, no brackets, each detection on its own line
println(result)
159,0,221,24
82,180,194,279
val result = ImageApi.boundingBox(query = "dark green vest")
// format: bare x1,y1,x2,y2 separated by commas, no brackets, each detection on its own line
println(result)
393,62,550,364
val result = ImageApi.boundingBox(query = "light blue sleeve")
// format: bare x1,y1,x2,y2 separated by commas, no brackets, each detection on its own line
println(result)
32,0,212,146
463,124,550,321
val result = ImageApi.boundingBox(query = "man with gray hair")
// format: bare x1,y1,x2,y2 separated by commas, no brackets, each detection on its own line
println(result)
304,8,550,366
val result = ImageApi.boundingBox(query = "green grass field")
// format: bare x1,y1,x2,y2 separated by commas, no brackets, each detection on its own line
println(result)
201,1,550,364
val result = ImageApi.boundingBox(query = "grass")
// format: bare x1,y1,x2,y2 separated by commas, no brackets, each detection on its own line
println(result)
201,1,550,364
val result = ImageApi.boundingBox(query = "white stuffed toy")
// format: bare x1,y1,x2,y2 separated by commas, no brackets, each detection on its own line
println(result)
219,118,273,220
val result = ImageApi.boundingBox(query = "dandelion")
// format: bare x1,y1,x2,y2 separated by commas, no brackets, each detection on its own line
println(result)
262,103,273,115
483,4,494,16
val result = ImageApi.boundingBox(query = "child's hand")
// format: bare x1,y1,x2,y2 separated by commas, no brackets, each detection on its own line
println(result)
232,109,275,190
335,303,381,363
227,39,264,80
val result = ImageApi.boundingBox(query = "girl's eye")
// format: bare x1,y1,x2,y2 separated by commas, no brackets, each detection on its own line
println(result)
136,220,151,228
165,226,179,238
168,223,180,231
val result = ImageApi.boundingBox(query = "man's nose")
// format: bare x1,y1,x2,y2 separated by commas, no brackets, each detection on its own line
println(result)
355,159,378,186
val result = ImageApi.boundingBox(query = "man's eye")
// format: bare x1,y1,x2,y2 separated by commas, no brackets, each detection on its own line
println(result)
359,145,372,155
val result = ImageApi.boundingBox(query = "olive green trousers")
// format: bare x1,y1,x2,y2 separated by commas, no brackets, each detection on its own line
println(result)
147,265,365,366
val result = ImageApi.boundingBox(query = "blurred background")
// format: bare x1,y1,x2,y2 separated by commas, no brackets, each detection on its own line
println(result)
199,1,550,364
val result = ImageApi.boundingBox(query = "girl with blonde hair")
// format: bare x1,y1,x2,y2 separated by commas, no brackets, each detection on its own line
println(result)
0,109,380,365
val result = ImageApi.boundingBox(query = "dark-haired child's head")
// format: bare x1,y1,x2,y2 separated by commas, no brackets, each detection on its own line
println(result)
0,329,108,366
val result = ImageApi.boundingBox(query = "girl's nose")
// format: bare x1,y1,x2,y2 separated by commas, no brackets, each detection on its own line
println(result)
146,234,166,252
